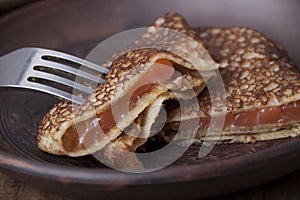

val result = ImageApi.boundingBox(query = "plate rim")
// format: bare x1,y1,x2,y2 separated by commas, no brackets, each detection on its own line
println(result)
1,137,300,186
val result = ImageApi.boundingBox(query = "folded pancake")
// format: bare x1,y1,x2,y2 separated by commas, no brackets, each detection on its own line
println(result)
166,26,300,143
37,13,218,157
99,93,172,170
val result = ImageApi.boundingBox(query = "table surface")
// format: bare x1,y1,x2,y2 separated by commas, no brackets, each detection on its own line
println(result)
1,169,300,200
0,1,299,199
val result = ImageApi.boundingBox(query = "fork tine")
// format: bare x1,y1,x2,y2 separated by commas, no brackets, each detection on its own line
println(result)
0,47,110,105
38,48,110,75
39,59,106,84
23,82,86,104
28,70,95,94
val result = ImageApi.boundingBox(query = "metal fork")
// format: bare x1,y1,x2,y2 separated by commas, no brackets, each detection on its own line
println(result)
0,48,109,105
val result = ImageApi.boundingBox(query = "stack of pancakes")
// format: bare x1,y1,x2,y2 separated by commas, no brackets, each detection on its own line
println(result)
37,13,300,170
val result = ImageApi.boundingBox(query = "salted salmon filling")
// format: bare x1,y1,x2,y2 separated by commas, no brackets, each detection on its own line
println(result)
198,101,300,130
62,59,174,152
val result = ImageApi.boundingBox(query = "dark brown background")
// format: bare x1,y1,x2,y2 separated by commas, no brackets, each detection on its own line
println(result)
0,0,300,199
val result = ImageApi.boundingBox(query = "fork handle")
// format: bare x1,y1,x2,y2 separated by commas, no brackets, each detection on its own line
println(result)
0,48,36,86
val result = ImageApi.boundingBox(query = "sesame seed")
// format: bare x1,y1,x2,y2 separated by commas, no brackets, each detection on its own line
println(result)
284,74,297,80
271,54,279,59
148,26,156,33
211,28,221,35
264,82,279,91
236,48,245,55
251,37,260,43
156,17,165,25
237,37,245,42
241,61,251,68
240,70,249,79
240,84,249,90
200,32,208,38
243,52,264,59
228,34,236,40
271,64,279,72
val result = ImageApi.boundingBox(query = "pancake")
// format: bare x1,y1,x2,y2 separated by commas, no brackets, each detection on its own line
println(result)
165,27,300,144
99,93,173,170
37,13,218,157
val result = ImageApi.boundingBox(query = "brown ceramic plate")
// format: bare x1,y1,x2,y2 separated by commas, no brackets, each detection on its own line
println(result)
0,0,299,199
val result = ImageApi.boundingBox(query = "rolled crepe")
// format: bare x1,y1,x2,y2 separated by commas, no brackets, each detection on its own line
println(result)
166,27,300,143
37,13,218,157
